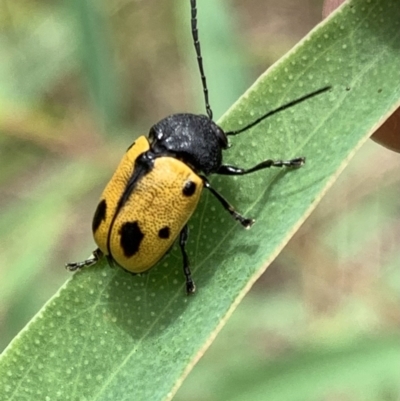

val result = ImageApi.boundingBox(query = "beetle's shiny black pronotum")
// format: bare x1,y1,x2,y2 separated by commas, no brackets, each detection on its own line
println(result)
67,0,331,294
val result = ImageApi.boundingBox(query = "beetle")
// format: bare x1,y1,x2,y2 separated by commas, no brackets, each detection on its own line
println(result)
66,0,330,294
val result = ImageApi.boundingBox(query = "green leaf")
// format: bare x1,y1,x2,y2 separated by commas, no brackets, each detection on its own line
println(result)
180,335,400,401
1,0,399,400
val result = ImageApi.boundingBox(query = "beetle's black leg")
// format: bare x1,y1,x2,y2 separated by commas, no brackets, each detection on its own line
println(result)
216,157,305,176
202,177,254,229
66,248,103,271
179,225,196,294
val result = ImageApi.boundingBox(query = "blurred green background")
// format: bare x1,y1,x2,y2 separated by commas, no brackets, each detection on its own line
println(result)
1,0,399,400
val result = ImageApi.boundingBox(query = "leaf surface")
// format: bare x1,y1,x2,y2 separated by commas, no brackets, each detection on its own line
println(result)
1,0,399,400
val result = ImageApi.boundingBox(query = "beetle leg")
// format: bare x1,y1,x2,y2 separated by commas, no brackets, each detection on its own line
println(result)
66,248,103,271
216,157,305,176
179,225,196,294
202,177,254,229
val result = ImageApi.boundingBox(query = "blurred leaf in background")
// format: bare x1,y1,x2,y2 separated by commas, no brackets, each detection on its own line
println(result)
0,0,399,400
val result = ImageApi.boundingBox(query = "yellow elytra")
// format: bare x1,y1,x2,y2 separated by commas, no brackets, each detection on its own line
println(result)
92,136,203,273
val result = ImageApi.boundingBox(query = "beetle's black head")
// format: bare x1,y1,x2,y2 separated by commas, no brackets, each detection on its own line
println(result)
149,113,228,175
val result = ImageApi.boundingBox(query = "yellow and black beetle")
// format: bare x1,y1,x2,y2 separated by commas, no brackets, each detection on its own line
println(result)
67,0,330,294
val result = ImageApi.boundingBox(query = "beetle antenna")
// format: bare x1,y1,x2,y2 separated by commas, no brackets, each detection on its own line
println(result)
190,0,213,120
226,86,332,136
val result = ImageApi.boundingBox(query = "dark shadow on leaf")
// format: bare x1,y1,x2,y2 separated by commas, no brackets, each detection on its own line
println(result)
106,252,194,339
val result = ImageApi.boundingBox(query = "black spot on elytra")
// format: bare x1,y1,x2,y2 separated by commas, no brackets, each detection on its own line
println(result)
158,226,170,239
183,181,197,197
119,221,144,257
92,199,107,233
